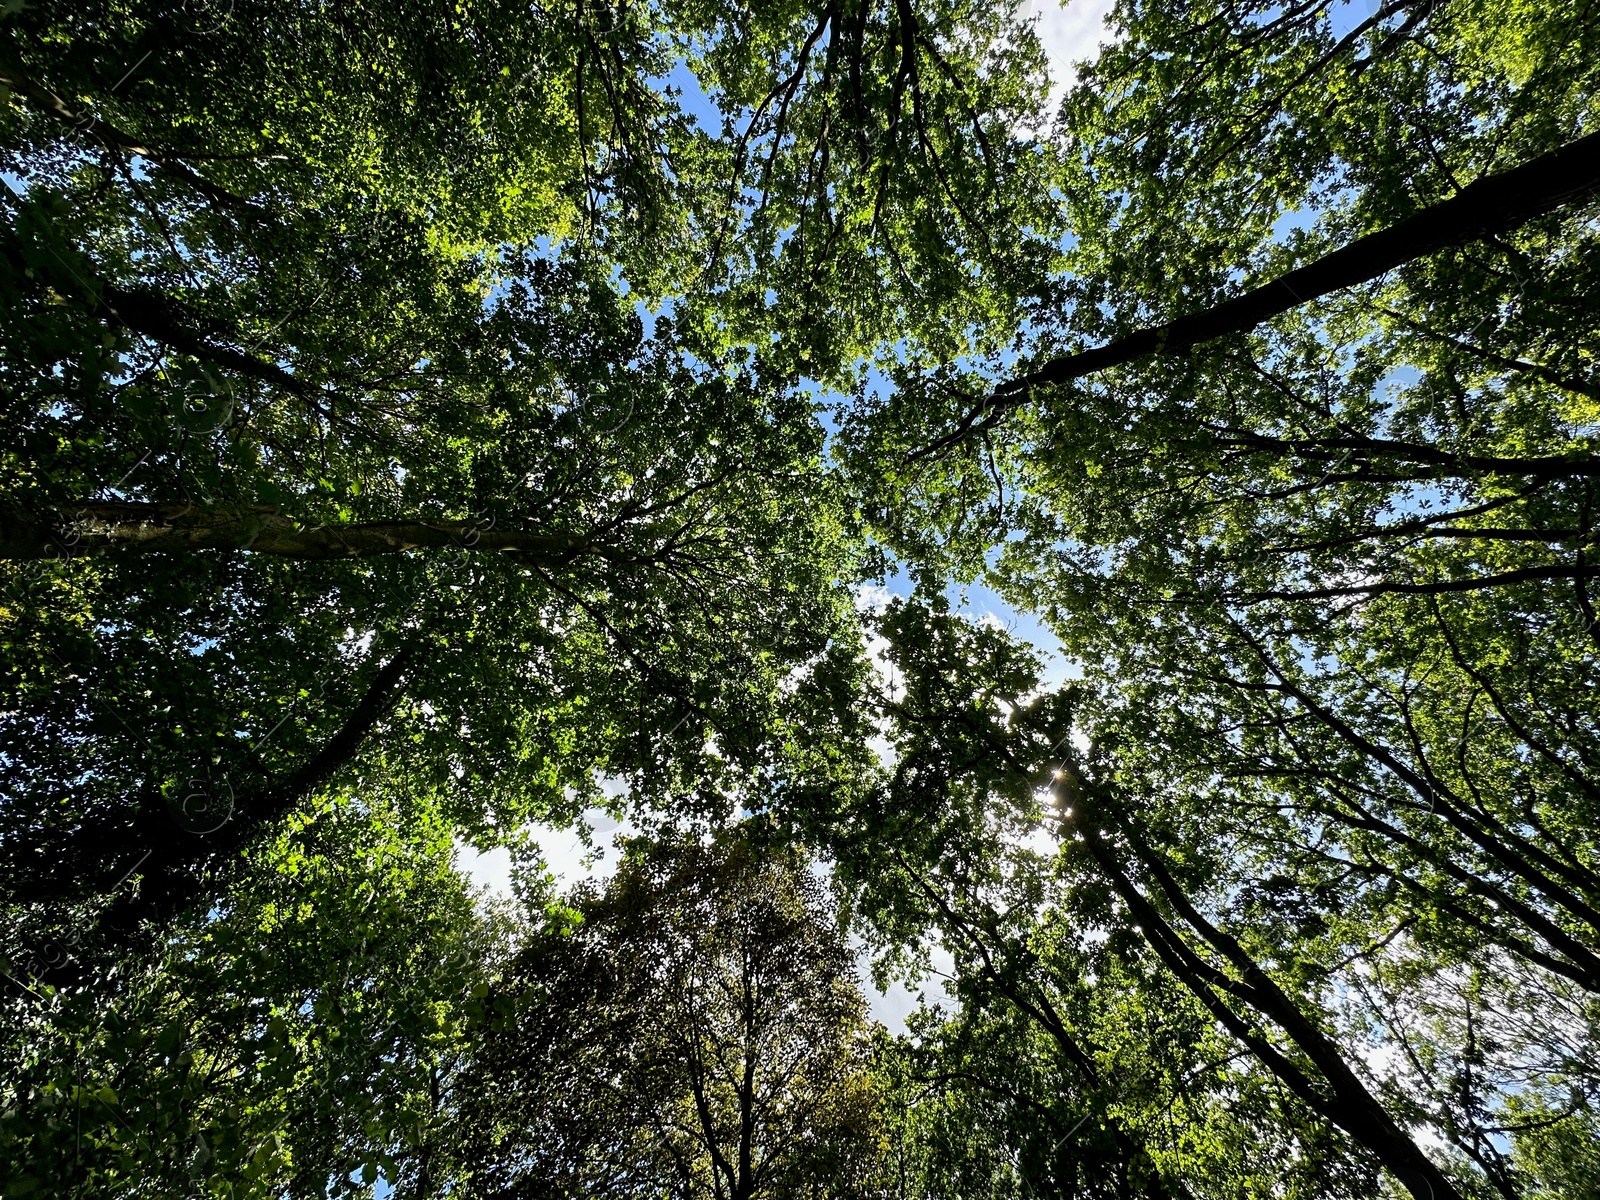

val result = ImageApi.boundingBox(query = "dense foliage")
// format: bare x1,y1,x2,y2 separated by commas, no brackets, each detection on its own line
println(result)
454,834,885,1199
3,0,1598,1197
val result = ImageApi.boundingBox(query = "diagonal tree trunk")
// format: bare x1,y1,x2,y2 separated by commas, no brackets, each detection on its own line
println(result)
0,501,604,561
918,130,1600,457
899,856,1181,1199
1062,771,1465,1200
9,642,422,952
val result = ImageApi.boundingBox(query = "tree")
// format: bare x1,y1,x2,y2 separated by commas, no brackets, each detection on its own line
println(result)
778,592,1600,1196
0,0,1065,978
7,0,1600,1194
451,830,887,1199
664,0,1065,384
0,269,857,969
0,15,844,966
0,786,504,1199
819,597,1390,1200
831,4,1600,1193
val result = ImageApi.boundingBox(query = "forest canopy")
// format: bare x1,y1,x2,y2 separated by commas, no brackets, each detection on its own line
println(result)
2,1,1598,1197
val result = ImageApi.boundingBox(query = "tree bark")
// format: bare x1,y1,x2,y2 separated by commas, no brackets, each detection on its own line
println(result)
919,130,1600,456
14,641,424,962
0,501,601,561
896,852,1180,1199
106,641,420,939
1196,427,1600,481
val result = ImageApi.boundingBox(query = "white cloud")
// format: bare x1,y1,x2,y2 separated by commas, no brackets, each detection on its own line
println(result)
860,941,957,1035
1018,0,1121,111
854,581,899,613
456,841,514,899
530,807,635,889
456,798,637,902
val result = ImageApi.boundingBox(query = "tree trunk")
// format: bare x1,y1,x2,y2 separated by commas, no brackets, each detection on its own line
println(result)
0,501,599,561
19,641,423,967
920,130,1600,455
1063,777,1465,1200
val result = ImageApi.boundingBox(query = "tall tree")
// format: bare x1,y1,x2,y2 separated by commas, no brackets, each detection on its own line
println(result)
0,786,505,1200
816,597,1396,1199
831,4,1600,1192
0,0,1063,976
0,263,858,969
7,0,1600,1194
451,831,887,1199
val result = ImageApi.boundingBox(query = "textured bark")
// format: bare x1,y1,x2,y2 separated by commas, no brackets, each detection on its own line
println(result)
4,636,423,995
93,285,309,394
0,501,599,561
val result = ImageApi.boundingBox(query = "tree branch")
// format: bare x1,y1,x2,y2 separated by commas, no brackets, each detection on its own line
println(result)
0,502,613,562
0,60,265,213
915,130,1600,458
